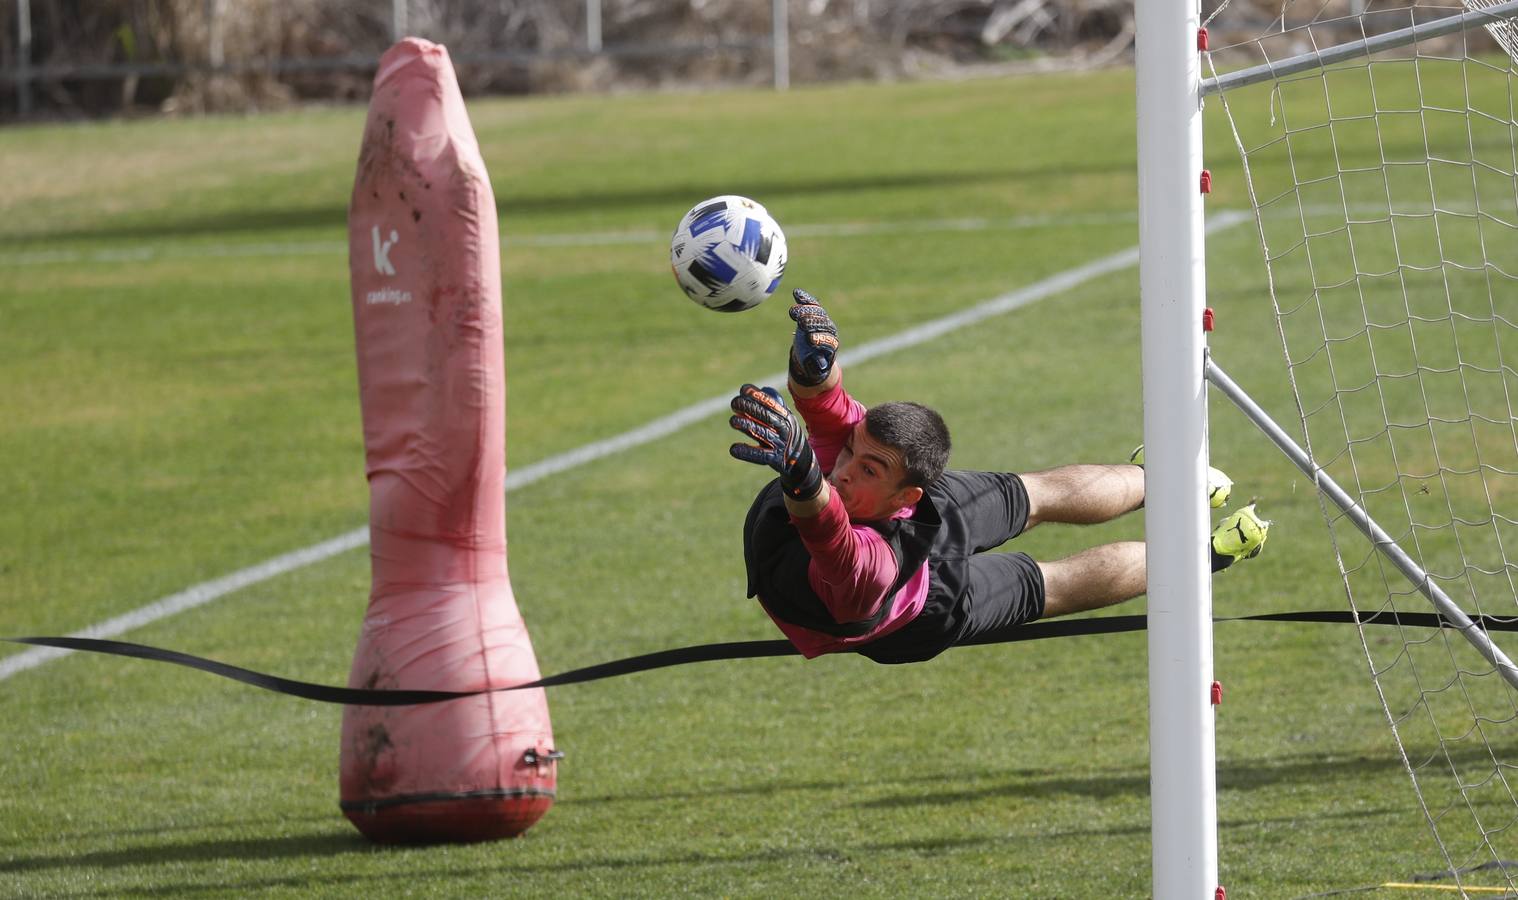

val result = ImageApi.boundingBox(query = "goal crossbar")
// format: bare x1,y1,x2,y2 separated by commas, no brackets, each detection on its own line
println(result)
1200,0,1518,96
1203,355,1518,691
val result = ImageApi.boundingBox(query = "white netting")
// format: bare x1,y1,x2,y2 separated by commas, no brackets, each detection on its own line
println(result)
1210,0,1518,885
1468,0,1518,60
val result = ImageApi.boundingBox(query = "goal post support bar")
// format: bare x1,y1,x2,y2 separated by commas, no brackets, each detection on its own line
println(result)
1203,355,1518,690
1200,0,1518,96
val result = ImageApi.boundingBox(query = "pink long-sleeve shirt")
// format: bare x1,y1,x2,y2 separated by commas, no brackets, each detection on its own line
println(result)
769,380,930,657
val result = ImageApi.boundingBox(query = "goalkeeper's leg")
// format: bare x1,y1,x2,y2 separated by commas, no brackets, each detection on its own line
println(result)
1021,464,1145,529
1017,450,1231,531
1039,508,1271,618
1040,541,1148,618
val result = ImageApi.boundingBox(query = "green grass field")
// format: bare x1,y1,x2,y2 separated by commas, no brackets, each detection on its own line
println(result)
0,66,1497,897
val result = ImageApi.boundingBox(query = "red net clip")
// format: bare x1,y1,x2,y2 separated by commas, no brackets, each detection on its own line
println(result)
1216,887,1227,900
1198,27,1210,51
1200,169,1213,194
1211,681,1224,705
1203,307,1215,332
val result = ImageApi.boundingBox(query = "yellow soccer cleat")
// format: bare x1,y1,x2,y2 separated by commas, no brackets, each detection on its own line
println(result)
1128,445,1233,509
1211,503,1270,566
1207,467,1234,509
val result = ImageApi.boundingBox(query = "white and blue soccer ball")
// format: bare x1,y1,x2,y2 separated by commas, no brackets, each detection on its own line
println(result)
670,195,788,312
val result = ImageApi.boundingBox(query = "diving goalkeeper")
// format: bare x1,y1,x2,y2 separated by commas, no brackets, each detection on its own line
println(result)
730,290,1269,663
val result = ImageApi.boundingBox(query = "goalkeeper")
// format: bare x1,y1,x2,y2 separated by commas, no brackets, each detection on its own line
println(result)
731,290,1268,663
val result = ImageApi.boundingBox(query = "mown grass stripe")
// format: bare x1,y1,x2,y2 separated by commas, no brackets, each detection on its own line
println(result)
0,211,1150,267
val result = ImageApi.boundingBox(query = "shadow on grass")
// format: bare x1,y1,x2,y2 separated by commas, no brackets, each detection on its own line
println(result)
49,832,1066,897
854,748,1435,810
4,751,1451,893
569,768,977,807
858,769,1148,809
0,813,336,849
46,811,1408,898
0,831,375,875
7,163,1130,244
9,801,1413,897
564,747,1428,814
1038,803,1403,845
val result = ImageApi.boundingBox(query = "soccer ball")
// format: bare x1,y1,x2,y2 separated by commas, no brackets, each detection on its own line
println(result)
670,195,788,312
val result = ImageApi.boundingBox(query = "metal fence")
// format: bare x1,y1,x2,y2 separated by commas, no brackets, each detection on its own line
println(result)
3,0,1227,120
2,0,792,118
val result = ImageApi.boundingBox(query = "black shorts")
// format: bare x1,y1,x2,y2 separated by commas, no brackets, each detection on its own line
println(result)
859,471,1046,665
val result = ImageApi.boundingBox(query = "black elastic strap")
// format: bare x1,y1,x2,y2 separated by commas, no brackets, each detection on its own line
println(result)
2,635,799,705
8,609,1516,706
1224,610,1518,631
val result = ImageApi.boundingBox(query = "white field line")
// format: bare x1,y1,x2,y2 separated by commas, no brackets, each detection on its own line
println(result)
0,211,1146,267
0,209,1251,681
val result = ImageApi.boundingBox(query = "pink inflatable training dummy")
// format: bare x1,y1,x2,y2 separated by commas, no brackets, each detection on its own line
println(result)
340,38,557,843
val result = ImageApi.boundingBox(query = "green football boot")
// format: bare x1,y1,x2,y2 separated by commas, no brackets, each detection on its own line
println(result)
1211,503,1271,568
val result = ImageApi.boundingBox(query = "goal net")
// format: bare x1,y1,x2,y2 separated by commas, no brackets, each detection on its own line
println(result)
1207,0,1518,883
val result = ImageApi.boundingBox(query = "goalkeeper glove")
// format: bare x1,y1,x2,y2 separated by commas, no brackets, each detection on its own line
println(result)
788,289,840,388
729,384,825,501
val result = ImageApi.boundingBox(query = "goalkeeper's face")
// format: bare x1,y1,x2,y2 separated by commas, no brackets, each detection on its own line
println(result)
831,421,925,522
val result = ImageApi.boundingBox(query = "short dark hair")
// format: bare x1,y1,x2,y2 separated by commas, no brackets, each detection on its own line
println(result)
864,401,951,488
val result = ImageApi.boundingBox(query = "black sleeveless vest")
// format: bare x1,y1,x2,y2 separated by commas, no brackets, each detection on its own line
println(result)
742,478,944,637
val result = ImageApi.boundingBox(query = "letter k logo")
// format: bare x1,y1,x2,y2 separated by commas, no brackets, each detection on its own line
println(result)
372,226,398,276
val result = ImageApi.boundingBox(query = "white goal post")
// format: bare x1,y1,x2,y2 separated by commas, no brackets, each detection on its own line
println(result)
1134,0,1218,896
1141,0,1518,893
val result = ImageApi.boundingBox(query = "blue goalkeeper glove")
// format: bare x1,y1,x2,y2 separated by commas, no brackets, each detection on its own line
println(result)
788,289,839,388
729,384,825,501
